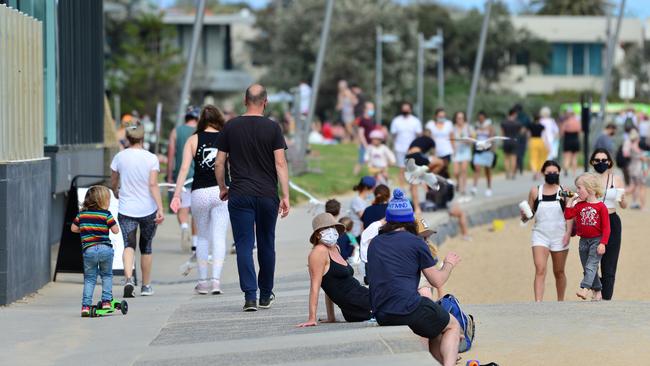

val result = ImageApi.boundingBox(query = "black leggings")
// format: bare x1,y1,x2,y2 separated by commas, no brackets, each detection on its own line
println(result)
600,213,621,300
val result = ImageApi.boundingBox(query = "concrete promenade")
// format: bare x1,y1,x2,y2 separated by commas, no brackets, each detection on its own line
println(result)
2,174,649,365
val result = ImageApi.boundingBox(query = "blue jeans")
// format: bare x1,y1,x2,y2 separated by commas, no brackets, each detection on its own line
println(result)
228,194,279,301
82,244,114,306
579,237,603,291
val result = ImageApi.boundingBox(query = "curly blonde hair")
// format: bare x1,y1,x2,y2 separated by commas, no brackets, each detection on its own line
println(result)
575,173,604,198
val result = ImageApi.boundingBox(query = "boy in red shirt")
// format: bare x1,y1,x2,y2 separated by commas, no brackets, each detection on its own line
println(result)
564,173,610,301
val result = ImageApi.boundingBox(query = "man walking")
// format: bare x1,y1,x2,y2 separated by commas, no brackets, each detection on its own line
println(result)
215,84,290,312
390,102,422,186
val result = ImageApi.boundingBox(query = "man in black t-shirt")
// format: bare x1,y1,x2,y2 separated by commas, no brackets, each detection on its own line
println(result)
216,84,290,312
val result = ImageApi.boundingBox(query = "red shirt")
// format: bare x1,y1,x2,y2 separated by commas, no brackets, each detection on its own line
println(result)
564,201,610,244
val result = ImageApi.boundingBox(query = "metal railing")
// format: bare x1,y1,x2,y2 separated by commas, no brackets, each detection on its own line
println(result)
0,4,44,162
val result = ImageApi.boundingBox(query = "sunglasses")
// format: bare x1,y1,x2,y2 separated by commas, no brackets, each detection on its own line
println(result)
591,159,609,164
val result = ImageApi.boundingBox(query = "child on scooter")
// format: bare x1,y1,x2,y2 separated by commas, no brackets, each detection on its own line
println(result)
71,185,120,317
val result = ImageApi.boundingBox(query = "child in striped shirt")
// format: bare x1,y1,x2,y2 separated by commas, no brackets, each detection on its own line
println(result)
71,185,120,317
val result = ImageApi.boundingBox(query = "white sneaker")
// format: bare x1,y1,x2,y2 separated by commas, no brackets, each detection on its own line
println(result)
470,186,478,196
195,281,210,295
141,285,154,296
210,279,222,295
180,227,191,252
484,189,493,197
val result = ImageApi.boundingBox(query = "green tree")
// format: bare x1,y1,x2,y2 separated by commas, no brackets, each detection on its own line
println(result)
170,0,250,14
531,0,609,15
252,0,418,122
106,13,184,118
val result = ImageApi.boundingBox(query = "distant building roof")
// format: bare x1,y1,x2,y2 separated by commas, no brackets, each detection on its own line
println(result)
162,8,255,26
511,16,644,44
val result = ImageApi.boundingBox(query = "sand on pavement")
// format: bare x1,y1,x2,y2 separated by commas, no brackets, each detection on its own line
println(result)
435,208,650,365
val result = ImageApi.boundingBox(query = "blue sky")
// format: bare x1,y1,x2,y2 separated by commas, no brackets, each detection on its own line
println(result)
159,0,650,18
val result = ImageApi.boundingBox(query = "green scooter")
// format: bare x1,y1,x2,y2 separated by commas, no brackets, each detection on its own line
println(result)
89,299,128,317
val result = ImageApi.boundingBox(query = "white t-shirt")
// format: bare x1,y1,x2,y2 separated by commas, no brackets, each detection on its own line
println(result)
390,114,422,152
110,148,160,218
364,144,396,168
425,120,454,157
360,220,383,263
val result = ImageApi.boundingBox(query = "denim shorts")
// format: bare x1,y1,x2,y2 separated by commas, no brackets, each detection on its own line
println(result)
118,212,158,254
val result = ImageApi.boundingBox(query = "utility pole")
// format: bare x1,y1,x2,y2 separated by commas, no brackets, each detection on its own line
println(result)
292,0,334,175
417,33,425,121
437,27,444,108
375,27,398,126
466,0,493,124
175,0,206,126
601,0,626,117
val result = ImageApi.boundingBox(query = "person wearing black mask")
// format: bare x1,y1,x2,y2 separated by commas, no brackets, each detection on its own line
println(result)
520,160,574,302
589,148,627,300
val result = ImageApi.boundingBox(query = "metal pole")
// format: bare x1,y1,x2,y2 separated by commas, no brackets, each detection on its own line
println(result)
113,94,121,129
376,26,383,126
601,0,626,117
466,0,493,124
437,27,444,108
416,33,424,120
175,0,206,126
305,0,334,135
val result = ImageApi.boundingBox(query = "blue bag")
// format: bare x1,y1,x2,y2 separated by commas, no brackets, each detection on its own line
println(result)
437,294,475,353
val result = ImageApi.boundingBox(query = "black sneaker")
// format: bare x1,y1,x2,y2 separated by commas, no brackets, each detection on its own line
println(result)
123,278,135,298
243,300,258,312
259,293,275,309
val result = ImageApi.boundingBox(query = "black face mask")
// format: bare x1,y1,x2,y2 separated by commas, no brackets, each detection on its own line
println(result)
593,162,609,174
545,173,560,185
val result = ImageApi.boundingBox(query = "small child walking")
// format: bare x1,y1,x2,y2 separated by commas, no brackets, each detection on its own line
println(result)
338,217,359,264
564,173,610,301
71,186,120,317
364,130,396,184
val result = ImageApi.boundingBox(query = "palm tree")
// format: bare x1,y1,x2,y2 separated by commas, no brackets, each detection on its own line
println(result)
531,0,610,15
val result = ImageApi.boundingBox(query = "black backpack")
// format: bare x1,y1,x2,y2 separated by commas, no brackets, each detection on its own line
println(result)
615,144,629,168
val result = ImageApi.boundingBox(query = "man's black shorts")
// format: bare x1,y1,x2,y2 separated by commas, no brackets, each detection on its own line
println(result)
377,297,450,339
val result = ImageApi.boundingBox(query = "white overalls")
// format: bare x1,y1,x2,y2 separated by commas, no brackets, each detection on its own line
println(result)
531,185,567,252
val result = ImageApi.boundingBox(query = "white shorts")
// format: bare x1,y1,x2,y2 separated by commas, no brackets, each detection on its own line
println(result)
395,151,407,167
180,188,192,209
531,228,567,252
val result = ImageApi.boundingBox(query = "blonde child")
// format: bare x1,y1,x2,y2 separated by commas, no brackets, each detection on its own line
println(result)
416,218,444,300
338,217,359,263
71,186,120,317
364,129,396,183
564,173,610,301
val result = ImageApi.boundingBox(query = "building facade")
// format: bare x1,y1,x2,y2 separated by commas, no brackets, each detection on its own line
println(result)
0,0,105,305
499,16,644,96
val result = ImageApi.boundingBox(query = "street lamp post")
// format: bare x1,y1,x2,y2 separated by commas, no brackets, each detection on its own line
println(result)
375,27,398,126
416,33,443,121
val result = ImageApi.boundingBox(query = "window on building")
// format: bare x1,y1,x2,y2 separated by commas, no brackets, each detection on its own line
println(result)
544,44,568,75
572,43,585,75
544,42,603,76
588,44,603,76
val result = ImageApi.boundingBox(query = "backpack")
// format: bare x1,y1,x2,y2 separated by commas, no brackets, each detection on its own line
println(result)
437,294,475,353
615,144,629,168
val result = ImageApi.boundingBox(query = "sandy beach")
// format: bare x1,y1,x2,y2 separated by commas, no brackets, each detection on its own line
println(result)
440,208,650,304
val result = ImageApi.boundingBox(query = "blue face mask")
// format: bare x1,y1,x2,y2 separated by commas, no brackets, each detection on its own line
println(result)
368,110,375,117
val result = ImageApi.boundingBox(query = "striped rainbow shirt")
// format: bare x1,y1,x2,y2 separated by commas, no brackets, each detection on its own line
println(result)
73,210,116,251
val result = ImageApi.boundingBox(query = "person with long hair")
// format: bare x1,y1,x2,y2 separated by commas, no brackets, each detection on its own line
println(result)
521,160,573,302
451,111,473,199
501,108,522,180
589,148,628,300
171,105,230,295
297,213,372,327
361,184,390,230
349,176,375,242
471,111,495,197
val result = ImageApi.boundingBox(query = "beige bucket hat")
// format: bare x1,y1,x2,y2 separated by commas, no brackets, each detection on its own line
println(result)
310,213,345,244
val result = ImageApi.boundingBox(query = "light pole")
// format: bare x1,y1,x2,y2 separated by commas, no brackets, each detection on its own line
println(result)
466,0,493,125
437,28,444,108
375,27,398,126
416,32,443,121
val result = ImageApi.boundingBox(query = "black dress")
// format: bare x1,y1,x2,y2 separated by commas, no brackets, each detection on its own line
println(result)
320,256,372,322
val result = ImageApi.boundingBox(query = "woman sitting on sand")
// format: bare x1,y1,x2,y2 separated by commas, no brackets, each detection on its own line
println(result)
297,213,372,327
521,160,574,302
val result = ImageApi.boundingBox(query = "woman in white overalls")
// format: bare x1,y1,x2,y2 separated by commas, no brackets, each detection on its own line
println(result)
521,160,574,302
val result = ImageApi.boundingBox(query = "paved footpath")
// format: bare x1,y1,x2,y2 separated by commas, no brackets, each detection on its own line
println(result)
2,173,649,366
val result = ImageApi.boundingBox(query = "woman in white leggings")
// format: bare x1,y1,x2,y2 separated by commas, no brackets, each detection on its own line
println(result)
171,105,230,294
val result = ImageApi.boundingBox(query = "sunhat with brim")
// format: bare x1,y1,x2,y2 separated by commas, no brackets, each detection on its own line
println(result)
310,213,345,244
416,217,436,237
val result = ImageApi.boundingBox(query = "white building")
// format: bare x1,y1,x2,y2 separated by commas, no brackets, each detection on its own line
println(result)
498,16,645,96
